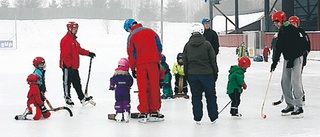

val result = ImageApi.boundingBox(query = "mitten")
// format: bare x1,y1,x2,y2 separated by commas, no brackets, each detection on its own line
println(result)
286,60,294,68
270,62,277,72
40,105,48,113
109,85,115,90
88,52,96,58
242,82,247,90
131,70,137,78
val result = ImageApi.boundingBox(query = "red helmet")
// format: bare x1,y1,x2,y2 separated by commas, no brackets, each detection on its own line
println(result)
272,11,287,23
33,56,45,68
288,16,300,26
238,56,251,68
66,21,79,31
26,73,40,83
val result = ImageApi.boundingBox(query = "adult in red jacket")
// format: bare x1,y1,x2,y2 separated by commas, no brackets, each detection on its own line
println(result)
124,18,164,123
60,21,96,106
26,73,51,120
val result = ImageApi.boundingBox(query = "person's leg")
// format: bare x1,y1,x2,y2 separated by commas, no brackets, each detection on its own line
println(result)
188,75,203,121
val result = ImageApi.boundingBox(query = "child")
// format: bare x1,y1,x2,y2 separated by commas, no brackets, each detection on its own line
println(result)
263,46,270,62
32,57,47,101
226,56,251,117
172,53,189,99
26,73,51,120
109,58,133,122
160,54,173,99
236,42,249,59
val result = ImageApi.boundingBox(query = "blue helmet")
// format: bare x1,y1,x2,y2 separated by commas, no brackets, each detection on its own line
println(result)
124,18,136,32
201,18,210,24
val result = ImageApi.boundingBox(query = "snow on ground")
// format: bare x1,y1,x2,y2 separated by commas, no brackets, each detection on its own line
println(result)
1,19,320,137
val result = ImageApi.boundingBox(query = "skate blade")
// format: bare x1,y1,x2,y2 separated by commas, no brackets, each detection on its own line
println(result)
281,113,292,116
89,100,96,106
292,114,304,119
138,118,147,124
148,117,165,122
66,104,74,108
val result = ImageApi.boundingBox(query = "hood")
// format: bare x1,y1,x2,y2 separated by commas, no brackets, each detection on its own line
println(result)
229,65,244,74
188,34,206,47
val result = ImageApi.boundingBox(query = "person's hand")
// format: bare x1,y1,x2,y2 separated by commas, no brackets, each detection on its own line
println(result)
109,85,115,90
214,73,218,82
286,60,294,68
270,62,277,72
242,82,247,90
89,52,96,58
131,70,137,78
40,105,48,113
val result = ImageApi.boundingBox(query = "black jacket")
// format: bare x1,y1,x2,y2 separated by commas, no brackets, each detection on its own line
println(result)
203,29,220,55
273,24,305,63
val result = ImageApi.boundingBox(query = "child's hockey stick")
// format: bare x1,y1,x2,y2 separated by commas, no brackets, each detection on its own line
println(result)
218,100,232,114
261,72,273,119
43,94,73,117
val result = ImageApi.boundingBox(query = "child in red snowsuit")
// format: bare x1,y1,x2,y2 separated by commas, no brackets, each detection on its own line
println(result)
26,73,51,120
263,46,270,62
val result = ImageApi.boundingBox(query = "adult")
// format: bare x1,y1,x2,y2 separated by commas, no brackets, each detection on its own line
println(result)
124,18,164,123
60,21,96,107
202,18,220,55
270,11,304,118
183,23,219,124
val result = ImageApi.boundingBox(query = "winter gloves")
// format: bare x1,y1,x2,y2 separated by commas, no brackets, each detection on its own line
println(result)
286,60,294,68
242,82,247,90
270,62,277,72
88,52,96,58
131,70,137,78
40,105,48,113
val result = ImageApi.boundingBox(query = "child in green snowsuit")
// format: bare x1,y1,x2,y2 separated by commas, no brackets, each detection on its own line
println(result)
160,54,173,99
226,56,251,117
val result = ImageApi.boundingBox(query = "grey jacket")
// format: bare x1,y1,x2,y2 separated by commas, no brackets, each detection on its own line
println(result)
182,33,218,75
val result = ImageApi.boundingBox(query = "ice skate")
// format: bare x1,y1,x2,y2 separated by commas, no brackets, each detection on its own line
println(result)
65,98,74,108
148,112,165,122
123,111,130,123
281,106,294,116
115,113,123,122
291,107,304,119
81,96,93,106
138,113,148,124
231,113,242,119
195,121,201,125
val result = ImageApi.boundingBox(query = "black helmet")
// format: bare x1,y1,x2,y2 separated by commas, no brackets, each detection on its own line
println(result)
176,53,183,60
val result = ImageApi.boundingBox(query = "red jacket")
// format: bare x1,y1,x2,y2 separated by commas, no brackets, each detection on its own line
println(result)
27,84,43,107
60,32,90,69
127,24,162,69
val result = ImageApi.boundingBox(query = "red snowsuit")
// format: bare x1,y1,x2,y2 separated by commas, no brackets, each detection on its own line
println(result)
59,32,90,69
27,83,50,120
127,24,162,113
263,47,270,62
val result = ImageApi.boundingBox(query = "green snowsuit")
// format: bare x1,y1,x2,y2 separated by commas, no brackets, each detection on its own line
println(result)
227,65,245,94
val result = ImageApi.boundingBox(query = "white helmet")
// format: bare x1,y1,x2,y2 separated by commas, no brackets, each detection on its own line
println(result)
190,23,204,35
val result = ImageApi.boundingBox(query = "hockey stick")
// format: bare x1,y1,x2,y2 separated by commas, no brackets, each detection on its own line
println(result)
84,57,93,96
261,72,273,119
272,95,284,106
84,57,96,106
218,100,232,114
43,95,73,117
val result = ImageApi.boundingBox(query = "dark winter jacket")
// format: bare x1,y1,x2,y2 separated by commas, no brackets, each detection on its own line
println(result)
109,70,134,96
296,27,311,66
203,29,220,55
183,33,218,75
227,65,245,94
273,24,305,63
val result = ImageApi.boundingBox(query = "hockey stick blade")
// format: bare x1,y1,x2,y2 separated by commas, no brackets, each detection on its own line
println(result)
51,106,73,117
272,99,283,106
